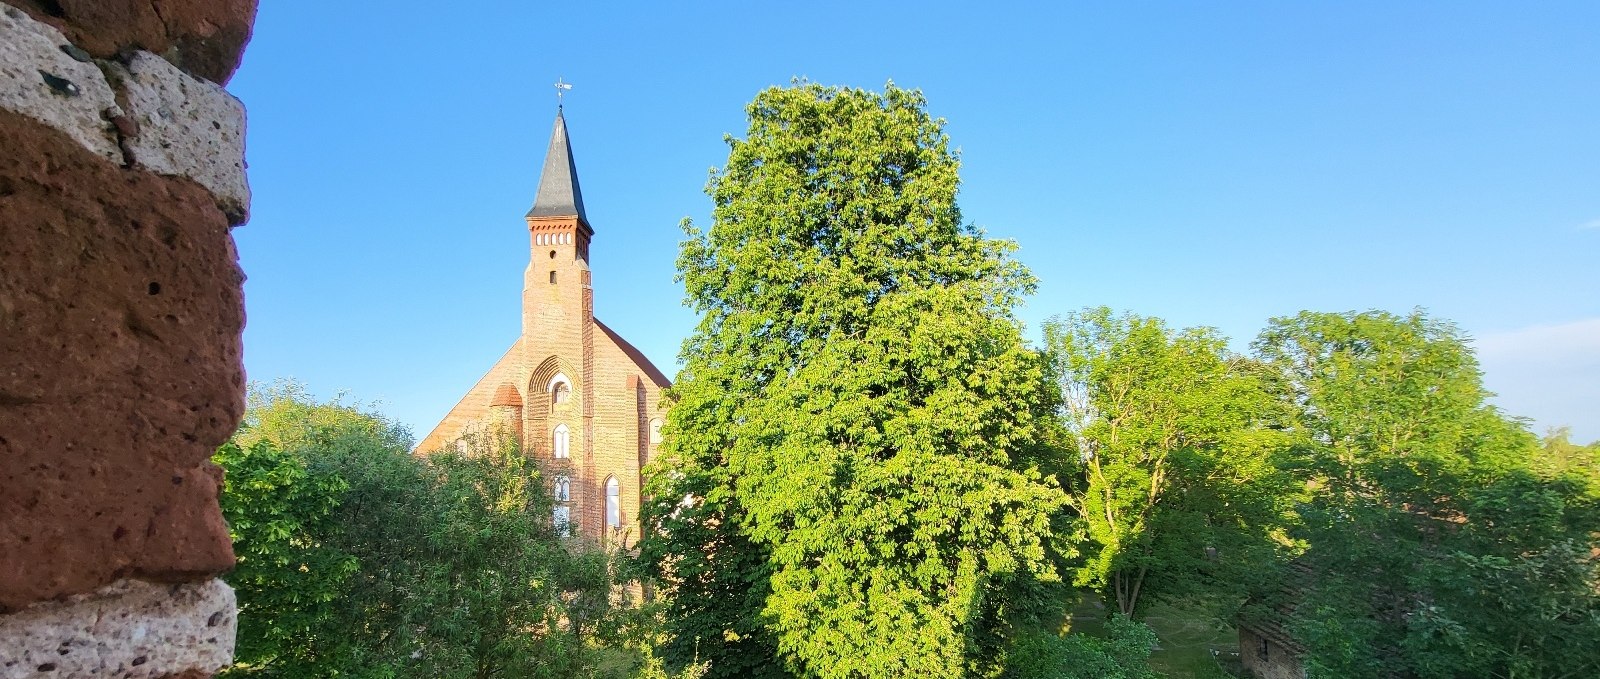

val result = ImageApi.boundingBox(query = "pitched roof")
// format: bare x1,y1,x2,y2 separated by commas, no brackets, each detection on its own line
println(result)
526,109,588,223
595,318,672,388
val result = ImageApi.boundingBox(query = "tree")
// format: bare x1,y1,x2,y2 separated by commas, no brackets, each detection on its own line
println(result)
1044,308,1295,617
411,436,606,678
219,382,613,677
1541,427,1600,486
643,82,1066,678
221,381,419,676
1252,310,1600,679
216,438,356,673
1408,468,1600,679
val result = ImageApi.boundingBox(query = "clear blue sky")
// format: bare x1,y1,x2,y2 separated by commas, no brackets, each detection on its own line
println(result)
230,1,1600,443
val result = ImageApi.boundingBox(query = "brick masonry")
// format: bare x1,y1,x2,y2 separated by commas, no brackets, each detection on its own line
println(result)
417,210,669,547
0,1,255,676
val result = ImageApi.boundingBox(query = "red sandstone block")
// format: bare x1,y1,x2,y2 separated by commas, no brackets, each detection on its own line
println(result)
0,108,240,611
6,0,257,84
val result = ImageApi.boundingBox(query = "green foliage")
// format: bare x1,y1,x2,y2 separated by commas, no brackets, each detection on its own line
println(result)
1002,616,1159,679
1252,310,1600,679
216,438,356,670
1044,307,1295,617
1406,471,1600,679
408,434,610,677
1253,310,1498,512
219,381,613,677
1541,427,1600,486
222,381,416,676
598,601,715,679
643,81,1066,678
638,457,784,679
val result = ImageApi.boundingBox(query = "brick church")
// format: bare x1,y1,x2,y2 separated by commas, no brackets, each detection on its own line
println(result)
417,109,670,544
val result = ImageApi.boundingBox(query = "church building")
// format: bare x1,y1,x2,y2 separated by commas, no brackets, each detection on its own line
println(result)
417,109,670,545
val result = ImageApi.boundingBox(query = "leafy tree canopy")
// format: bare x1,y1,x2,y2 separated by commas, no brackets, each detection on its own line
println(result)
1044,307,1297,617
219,381,613,678
644,82,1066,679
1252,310,1600,679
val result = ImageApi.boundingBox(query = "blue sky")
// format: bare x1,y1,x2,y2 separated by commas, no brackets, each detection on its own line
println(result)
230,2,1600,443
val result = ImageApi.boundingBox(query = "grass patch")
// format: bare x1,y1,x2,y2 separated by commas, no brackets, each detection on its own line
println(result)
1062,591,1243,678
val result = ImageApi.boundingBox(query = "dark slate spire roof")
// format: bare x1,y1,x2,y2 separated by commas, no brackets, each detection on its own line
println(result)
526,109,588,222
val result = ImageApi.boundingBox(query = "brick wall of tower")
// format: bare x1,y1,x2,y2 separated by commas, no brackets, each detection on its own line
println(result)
521,216,596,535
0,1,257,675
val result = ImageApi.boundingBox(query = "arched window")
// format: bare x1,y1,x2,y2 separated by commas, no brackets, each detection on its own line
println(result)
553,504,571,536
548,373,571,406
552,423,569,459
605,477,620,530
649,417,664,445
552,475,572,537
554,474,571,502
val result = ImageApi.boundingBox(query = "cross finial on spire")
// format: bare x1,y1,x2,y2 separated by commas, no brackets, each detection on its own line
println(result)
554,77,573,108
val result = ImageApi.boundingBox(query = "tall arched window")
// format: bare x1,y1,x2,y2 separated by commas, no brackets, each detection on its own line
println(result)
552,423,569,459
553,505,571,536
605,477,620,530
553,477,572,534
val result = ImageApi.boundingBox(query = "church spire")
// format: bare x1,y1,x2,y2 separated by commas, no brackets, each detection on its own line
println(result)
526,109,588,224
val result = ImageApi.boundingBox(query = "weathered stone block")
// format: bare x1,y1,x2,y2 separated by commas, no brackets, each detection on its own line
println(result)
0,107,241,611
0,578,235,679
116,51,250,224
0,4,121,163
4,0,257,84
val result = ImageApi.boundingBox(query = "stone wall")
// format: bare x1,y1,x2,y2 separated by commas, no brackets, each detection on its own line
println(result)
0,1,256,676
1238,626,1307,679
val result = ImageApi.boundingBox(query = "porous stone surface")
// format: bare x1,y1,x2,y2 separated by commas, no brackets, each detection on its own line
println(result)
0,578,236,678
116,51,249,224
5,0,257,84
0,4,122,163
0,107,242,611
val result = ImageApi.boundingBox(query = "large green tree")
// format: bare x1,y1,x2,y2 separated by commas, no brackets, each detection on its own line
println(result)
1044,307,1295,617
1251,310,1600,679
642,82,1066,679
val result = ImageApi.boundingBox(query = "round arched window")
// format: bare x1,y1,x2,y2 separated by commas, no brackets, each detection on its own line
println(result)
548,373,571,407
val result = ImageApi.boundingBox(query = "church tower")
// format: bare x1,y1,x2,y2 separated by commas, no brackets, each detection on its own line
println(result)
520,108,597,535
417,108,671,544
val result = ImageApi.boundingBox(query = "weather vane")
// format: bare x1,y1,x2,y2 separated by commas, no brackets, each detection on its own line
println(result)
554,77,573,108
